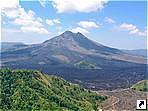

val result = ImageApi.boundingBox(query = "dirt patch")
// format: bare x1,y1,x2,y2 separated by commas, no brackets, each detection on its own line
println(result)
99,88,148,111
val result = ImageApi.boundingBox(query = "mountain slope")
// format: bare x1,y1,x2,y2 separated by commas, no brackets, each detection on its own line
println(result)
29,31,146,64
1,31,146,67
0,69,106,111
131,80,148,92
1,31,147,90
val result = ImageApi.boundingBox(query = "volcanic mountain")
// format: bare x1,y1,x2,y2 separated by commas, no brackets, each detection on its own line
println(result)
1,31,147,90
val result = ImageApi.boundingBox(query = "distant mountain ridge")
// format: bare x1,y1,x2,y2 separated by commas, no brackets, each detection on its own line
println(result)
1,31,147,90
122,49,147,58
2,31,146,65
1,42,28,52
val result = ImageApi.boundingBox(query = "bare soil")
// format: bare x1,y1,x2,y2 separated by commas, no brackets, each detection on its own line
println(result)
99,88,148,111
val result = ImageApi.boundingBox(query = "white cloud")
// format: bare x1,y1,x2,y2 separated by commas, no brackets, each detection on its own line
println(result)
0,0,19,9
46,19,61,26
52,0,108,13
39,0,46,7
129,28,139,34
70,27,89,35
3,6,35,19
46,19,54,26
21,26,49,34
53,19,61,24
105,17,115,24
14,18,43,27
2,4,49,34
120,23,136,31
2,8,19,19
78,21,99,29
120,23,146,37
2,28,21,33
37,17,43,22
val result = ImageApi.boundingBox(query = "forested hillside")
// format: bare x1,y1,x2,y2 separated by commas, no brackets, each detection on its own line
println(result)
131,80,148,92
0,69,106,111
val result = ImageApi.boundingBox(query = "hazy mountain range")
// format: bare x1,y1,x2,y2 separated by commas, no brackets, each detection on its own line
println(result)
122,49,147,58
1,42,28,52
1,31,147,90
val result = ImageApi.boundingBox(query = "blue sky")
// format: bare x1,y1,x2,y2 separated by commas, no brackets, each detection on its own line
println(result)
1,0,147,49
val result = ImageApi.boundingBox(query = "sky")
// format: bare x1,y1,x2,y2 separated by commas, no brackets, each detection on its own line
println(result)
1,0,147,49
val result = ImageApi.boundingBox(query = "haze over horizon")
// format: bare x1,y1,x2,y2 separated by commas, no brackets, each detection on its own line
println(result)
1,31,147,50
1,0,147,50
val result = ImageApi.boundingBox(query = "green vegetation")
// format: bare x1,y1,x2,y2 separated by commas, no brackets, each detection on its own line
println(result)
0,68,106,111
75,60,99,69
131,80,148,92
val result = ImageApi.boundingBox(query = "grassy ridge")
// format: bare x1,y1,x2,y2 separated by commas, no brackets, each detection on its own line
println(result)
131,80,148,92
75,60,99,69
0,69,106,111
